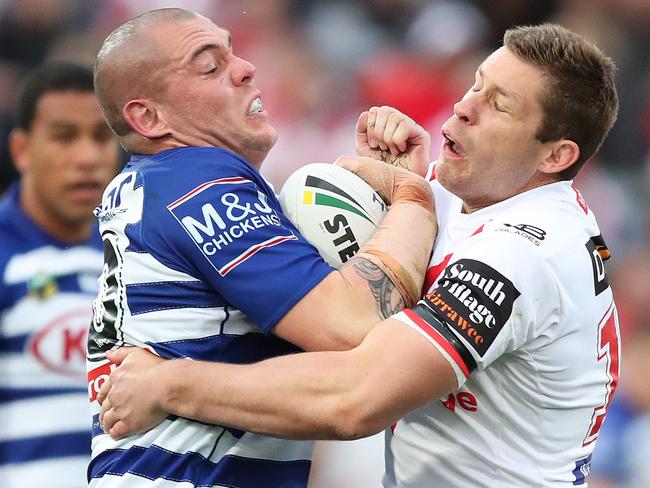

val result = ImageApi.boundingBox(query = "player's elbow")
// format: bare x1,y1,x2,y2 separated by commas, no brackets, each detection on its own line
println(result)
332,402,385,441
327,388,389,440
327,328,367,351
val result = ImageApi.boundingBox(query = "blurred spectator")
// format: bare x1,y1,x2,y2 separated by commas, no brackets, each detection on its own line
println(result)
0,61,119,486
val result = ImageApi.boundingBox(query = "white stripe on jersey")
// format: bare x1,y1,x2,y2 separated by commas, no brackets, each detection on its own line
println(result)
120,306,261,346
0,353,85,388
0,393,89,441
1,293,94,338
3,246,102,283
0,456,88,488
393,310,467,387
89,473,199,488
92,417,313,464
121,251,199,284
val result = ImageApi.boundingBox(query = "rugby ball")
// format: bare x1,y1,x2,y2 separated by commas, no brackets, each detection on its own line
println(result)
279,163,388,268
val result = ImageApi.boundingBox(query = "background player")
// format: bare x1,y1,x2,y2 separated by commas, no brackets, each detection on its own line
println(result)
0,62,119,487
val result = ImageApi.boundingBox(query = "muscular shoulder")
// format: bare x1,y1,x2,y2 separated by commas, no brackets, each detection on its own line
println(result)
137,147,260,188
482,184,600,261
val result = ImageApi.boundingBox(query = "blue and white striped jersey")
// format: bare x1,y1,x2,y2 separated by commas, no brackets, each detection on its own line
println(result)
87,147,334,487
0,184,99,487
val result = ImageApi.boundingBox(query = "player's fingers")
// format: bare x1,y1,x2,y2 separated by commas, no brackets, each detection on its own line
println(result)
334,155,360,170
373,107,392,151
101,403,118,434
106,346,135,366
334,155,380,178
355,112,371,155
99,395,111,421
393,119,418,152
356,111,370,134
366,107,380,149
382,112,405,155
96,376,111,406
109,420,131,441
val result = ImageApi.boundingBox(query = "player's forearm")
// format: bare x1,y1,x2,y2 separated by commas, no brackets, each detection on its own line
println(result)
274,202,435,352
348,201,435,307
274,162,435,353
333,199,436,330
158,350,390,440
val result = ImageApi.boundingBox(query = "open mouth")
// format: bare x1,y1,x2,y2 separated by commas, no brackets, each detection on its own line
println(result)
248,97,264,115
442,130,465,158
67,182,104,201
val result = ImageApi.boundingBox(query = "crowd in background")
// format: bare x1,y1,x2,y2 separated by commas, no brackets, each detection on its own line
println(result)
0,0,648,486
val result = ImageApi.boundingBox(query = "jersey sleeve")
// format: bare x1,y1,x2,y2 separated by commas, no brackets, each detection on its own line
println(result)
394,230,558,387
147,170,334,333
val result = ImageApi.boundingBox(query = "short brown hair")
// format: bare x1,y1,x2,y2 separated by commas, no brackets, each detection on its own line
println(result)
504,24,618,179
94,8,198,137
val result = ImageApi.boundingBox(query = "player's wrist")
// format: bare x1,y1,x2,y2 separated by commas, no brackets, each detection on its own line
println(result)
157,359,186,416
391,176,434,213
357,202,437,307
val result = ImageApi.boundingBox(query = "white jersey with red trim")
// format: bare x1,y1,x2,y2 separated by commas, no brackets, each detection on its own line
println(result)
386,171,621,487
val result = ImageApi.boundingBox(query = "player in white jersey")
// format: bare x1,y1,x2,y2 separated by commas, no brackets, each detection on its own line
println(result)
380,173,619,487
0,62,119,487
98,24,620,487
88,8,435,487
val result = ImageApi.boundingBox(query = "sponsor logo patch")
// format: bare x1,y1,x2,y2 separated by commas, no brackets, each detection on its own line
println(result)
303,174,385,222
322,214,360,264
168,178,297,276
87,361,116,402
495,223,546,246
423,259,520,356
28,307,89,380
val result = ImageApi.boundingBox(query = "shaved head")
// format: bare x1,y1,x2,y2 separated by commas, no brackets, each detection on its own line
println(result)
94,8,198,137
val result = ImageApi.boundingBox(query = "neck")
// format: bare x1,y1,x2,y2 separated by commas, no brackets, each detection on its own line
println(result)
127,136,268,170
461,173,559,214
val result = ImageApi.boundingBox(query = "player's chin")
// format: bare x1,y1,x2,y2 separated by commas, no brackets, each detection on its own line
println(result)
62,205,97,226
253,123,279,149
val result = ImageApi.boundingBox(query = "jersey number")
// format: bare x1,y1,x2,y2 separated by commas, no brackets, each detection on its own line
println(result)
87,231,126,359
582,303,620,446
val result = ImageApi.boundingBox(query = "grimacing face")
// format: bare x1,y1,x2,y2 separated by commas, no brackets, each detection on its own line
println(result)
150,16,277,167
17,91,119,232
436,47,552,212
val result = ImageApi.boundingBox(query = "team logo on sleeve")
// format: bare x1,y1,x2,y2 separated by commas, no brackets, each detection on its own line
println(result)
167,177,297,276
586,235,610,296
423,259,520,356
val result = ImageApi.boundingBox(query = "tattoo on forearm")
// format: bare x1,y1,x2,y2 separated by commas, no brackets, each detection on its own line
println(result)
352,259,406,319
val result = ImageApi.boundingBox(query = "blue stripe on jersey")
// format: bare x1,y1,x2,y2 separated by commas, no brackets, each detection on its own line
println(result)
126,280,227,315
0,431,90,465
0,283,25,313
0,387,87,404
88,444,311,487
1,275,95,312
0,333,28,354
146,332,300,362
56,274,97,295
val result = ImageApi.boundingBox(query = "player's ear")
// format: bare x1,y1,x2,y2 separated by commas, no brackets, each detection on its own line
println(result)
8,128,30,174
122,99,169,139
538,139,580,175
